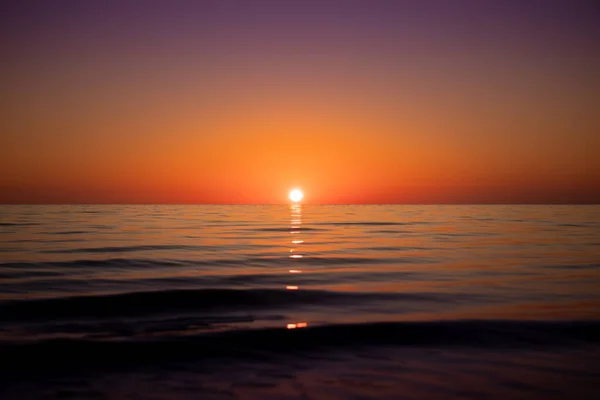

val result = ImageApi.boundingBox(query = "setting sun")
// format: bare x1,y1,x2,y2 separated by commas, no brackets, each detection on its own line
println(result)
289,189,304,203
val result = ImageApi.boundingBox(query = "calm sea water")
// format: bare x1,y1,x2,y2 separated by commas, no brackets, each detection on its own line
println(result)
1,205,600,399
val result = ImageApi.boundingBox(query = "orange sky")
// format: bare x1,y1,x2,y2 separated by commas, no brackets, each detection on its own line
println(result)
1,1,599,204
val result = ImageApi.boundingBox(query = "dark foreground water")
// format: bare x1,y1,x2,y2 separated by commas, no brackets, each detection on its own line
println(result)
1,205,599,399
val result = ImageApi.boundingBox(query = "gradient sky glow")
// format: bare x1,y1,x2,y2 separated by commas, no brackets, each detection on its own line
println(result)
2,0,599,203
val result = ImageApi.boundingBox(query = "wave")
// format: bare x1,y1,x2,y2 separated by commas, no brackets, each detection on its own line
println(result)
42,244,223,254
0,258,192,270
48,230,92,235
0,268,429,284
544,263,600,270
0,288,465,321
254,227,326,232
0,270,446,299
0,222,39,227
320,222,415,226
1,320,598,376
368,229,413,234
0,254,433,273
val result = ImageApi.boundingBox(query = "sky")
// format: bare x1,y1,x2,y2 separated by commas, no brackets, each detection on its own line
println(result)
1,0,599,204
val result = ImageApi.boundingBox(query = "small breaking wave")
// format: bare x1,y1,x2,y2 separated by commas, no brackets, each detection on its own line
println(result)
1,319,599,376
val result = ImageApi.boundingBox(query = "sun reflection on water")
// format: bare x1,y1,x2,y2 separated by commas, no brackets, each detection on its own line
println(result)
286,203,308,328
287,322,308,329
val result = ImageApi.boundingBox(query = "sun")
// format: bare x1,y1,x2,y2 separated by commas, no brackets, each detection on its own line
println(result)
289,189,304,202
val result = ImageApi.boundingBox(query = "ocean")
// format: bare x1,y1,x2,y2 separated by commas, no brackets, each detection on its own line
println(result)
1,205,599,399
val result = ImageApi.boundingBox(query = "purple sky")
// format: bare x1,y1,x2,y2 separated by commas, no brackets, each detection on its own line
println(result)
1,0,599,203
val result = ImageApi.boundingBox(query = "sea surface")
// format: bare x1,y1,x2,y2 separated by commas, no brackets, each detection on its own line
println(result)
1,205,599,399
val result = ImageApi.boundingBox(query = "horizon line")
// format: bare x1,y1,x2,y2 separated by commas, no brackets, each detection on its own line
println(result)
1,203,598,206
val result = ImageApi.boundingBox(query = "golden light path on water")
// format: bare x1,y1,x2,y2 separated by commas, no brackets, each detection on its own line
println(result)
287,201,308,329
